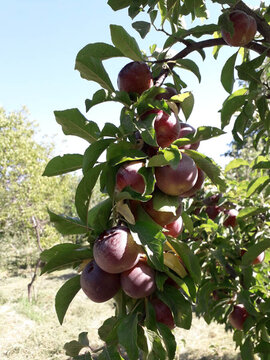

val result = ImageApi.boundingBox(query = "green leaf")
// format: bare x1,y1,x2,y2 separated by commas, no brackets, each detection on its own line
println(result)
253,161,270,170
75,163,105,222
132,21,151,39
247,176,270,197
167,239,201,284
83,138,115,174
130,215,165,271
76,42,124,61
110,24,143,61
100,123,121,138
176,92,194,120
236,53,267,83
54,109,100,143
157,285,192,329
153,190,181,215
181,211,193,233
48,210,89,235
185,149,227,192
221,52,238,94
64,340,84,357
240,337,254,360
220,88,247,129
117,313,139,360
225,158,249,173
55,275,81,325
108,0,131,11
238,206,266,219
175,59,201,83
75,56,114,92
157,323,176,360
40,244,92,274
87,198,112,234
98,347,124,360
98,316,119,345
78,332,89,347
241,239,270,266
43,154,83,177
188,23,220,37
255,341,270,354
173,126,225,147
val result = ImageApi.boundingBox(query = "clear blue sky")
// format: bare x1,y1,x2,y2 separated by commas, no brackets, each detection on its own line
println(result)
0,0,255,166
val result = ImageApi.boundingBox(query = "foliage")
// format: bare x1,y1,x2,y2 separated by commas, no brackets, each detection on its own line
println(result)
40,1,270,359
0,107,81,271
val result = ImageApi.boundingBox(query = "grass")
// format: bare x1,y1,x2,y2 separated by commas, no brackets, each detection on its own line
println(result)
0,269,241,360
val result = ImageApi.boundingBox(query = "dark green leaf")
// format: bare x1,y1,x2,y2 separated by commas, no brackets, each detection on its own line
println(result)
253,161,270,170
110,25,143,61
157,285,192,329
107,0,131,11
181,211,194,233
240,337,254,360
83,138,115,174
48,210,89,235
40,244,92,274
221,52,238,94
175,59,201,83
130,213,165,271
78,332,89,347
98,345,124,360
87,198,112,234
75,56,114,92
75,163,105,222
117,313,139,360
55,275,81,325
132,21,151,39
64,340,84,357
100,123,120,138
98,316,119,345
77,42,124,61
54,109,100,143
220,88,247,129
255,341,270,354
185,149,227,192
43,154,83,177
157,322,176,360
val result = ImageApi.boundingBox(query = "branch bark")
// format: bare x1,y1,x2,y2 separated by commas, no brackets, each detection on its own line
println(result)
154,38,270,86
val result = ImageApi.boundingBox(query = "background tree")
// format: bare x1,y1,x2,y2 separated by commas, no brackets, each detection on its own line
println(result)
0,107,79,271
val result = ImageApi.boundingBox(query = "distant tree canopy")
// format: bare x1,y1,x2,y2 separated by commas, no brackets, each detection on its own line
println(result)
0,107,79,270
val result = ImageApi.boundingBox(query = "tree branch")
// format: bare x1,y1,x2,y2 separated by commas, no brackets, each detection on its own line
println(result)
154,38,270,86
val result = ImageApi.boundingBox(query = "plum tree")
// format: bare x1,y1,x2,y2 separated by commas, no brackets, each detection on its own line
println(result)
41,2,270,359
80,260,121,303
117,61,153,94
221,10,257,47
120,260,156,298
155,153,198,196
93,226,142,273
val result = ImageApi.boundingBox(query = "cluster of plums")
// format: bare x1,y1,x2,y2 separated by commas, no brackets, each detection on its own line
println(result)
80,225,174,328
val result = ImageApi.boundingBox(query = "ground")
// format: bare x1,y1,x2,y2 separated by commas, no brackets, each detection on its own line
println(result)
0,269,241,360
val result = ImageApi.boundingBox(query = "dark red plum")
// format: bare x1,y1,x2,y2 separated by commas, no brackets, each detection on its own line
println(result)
93,226,142,274
121,261,156,299
80,260,121,303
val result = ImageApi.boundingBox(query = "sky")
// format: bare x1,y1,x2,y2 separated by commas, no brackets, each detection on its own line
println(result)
0,0,255,167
